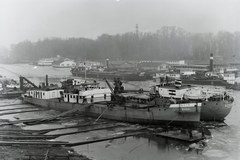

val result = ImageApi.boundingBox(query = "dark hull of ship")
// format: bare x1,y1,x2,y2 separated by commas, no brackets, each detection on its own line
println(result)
228,83,240,90
182,79,240,90
52,65,73,68
71,71,147,81
0,91,23,98
23,97,201,127
200,100,232,121
181,79,229,87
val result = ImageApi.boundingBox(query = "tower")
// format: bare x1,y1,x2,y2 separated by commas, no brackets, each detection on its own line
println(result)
135,24,139,35
106,57,109,71
209,53,213,72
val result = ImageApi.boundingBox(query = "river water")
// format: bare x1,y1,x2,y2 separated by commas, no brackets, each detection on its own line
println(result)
0,64,239,160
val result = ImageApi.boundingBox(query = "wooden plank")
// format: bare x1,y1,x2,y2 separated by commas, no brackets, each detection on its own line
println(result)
0,103,24,107
25,154,81,158
68,132,143,147
0,107,37,112
50,124,123,137
0,122,105,134
155,131,205,142
0,109,47,116
0,140,69,146
24,108,82,125
37,122,106,134
0,115,79,126
0,117,46,126
0,134,57,140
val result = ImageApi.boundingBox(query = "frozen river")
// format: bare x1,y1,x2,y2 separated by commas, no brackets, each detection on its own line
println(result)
0,64,239,160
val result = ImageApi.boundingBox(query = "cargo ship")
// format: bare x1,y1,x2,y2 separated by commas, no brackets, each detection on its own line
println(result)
180,53,240,90
151,53,240,90
151,79,234,121
70,66,147,81
22,77,202,127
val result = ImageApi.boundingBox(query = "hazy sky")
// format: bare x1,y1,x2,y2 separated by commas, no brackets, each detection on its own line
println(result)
1,0,240,48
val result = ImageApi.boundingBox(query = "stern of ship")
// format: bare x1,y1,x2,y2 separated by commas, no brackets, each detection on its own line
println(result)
201,98,233,121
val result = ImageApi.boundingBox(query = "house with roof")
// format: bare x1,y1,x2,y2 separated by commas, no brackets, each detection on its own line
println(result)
52,58,76,68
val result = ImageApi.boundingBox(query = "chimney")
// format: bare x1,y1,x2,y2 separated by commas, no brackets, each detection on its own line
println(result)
209,53,213,72
46,75,49,87
106,57,109,71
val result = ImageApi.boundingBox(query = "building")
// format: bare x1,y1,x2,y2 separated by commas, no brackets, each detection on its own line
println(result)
52,58,76,68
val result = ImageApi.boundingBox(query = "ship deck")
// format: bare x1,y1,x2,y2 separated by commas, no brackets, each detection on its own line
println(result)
156,84,192,90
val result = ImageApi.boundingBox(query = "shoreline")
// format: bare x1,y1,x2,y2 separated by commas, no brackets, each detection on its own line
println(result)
0,105,92,160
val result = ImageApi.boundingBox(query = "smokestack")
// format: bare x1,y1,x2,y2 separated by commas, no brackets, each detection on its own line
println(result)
106,57,109,71
209,53,213,72
46,75,49,87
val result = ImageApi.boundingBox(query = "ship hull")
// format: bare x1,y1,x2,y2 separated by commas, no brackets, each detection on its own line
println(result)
201,101,233,121
23,97,201,127
228,83,240,90
52,65,73,68
181,79,240,90
181,79,229,86
71,71,146,81
0,91,24,98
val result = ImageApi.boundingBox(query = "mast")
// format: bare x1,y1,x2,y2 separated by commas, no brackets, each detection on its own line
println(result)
106,57,109,71
84,52,87,81
209,53,213,72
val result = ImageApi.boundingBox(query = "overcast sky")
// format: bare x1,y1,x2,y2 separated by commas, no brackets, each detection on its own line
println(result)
1,0,240,48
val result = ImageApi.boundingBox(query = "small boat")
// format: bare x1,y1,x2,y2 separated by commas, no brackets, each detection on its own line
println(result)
23,77,202,127
37,58,54,66
0,78,24,98
0,90,24,98
183,88,206,101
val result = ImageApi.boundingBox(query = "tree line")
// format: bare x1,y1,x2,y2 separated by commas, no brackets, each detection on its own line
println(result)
9,26,240,63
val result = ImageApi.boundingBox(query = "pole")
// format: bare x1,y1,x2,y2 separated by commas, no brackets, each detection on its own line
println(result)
209,53,213,72
84,52,87,81
46,75,48,87
106,57,109,71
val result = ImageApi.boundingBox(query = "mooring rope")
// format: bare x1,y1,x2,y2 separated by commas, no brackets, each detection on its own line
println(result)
0,66,21,77
165,115,179,126
94,106,109,123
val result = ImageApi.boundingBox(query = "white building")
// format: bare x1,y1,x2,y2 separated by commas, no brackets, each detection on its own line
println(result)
52,58,76,68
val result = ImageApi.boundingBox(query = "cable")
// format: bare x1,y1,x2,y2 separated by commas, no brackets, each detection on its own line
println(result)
0,66,21,76
165,115,179,126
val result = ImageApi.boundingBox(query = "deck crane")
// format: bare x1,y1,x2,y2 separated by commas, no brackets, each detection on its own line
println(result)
103,77,125,104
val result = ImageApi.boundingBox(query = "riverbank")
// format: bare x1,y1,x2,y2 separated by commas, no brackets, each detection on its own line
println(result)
0,99,91,160
0,120,91,160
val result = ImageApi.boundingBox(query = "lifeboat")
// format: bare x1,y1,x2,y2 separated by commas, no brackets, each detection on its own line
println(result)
184,88,206,101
